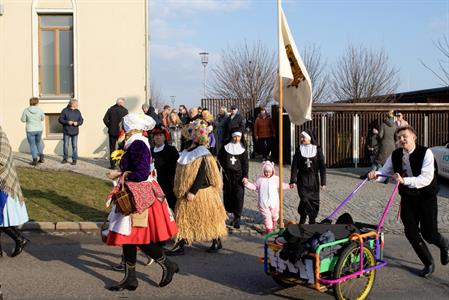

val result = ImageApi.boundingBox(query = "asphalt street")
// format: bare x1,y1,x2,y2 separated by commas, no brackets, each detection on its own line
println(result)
0,232,448,300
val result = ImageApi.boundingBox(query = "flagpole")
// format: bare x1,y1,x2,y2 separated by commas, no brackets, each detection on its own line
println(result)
277,0,284,229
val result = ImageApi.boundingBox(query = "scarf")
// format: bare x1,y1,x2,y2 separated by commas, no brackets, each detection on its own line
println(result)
0,127,25,203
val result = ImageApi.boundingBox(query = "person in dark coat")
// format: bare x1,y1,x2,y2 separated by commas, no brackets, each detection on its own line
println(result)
151,126,179,211
224,105,245,143
214,106,229,155
58,99,83,165
178,105,190,125
377,110,397,166
103,97,129,169
289,130,326,224
368,126,449,278
218,130,249,229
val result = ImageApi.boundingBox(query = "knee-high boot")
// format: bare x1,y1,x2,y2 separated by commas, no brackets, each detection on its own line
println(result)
108,262,138,291
411,241,435,277
2,227,29,257
156,255,179,287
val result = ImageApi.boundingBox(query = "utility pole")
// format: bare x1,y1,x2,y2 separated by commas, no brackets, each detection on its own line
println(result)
199,52,209,100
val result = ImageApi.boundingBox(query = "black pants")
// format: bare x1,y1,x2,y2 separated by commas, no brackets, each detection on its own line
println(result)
401,194,447,252
108,135,118,167
258,138,272,159
122,243,164,264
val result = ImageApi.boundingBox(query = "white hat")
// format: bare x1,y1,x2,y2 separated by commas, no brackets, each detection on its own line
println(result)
232,131,242,137
123,113,156,132
300,131,311,141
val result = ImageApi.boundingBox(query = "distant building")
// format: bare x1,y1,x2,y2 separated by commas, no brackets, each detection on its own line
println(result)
0,0,149,157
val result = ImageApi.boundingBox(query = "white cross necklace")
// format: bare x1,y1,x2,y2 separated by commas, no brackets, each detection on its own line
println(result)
230,156,237,165
305,158,312,168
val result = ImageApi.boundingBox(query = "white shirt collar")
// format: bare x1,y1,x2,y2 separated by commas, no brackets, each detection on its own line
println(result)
124,134,151,151
300,144,317,158
153,144,165,153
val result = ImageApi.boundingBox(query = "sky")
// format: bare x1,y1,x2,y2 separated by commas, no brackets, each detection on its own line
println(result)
149,0,449,108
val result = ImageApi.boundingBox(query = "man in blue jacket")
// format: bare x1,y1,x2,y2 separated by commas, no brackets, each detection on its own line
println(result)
58,99,83,165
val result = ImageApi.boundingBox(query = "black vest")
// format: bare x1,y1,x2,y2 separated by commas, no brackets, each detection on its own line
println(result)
391,145,438,197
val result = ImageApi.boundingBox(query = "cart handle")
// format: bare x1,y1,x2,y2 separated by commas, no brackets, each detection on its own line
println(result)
377,180,400,235
321,174,392,223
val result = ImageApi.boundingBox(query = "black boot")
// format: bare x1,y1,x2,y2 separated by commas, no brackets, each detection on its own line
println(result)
108,262,138,291
165,239,185,256
439,236,449,266
412,241,435,278
233,216,241,229
299,215,307,225
38,154,44,163
29,158,38,166
156,256,179,287
112,255,125,272
207,238,223,253
2,227,29,257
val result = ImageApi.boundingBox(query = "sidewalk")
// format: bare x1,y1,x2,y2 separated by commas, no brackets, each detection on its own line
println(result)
13,152,449,234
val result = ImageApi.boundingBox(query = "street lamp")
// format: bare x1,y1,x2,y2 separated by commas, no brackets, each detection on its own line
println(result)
199,52,209,100
170,95,176,108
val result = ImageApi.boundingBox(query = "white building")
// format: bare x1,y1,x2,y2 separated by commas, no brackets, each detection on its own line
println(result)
0,0,149,157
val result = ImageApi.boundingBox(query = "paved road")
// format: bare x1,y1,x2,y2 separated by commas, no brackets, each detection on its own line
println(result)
0,232,448,300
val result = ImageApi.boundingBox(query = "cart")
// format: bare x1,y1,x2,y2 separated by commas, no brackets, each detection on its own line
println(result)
264,176,399,300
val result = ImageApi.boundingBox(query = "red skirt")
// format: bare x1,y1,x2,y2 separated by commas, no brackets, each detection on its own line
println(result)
107,199,177,246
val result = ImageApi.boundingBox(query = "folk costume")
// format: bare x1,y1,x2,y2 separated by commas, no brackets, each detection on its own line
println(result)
218,131,249,229
377,143,449,277
0,126,29,258
151,126,179,211
290,130,326,224
168,120,227,255
106,113,178,291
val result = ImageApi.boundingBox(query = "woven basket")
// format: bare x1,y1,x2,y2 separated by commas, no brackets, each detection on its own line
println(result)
112,174,136,216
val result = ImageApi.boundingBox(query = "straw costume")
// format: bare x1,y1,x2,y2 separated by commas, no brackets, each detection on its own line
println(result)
168,119,227,255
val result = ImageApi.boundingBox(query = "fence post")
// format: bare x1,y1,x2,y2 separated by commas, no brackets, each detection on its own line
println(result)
321,114,327,164
424,114,429,147
353,114,359,168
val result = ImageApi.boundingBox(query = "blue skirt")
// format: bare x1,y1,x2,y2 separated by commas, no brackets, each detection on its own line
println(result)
0,191,29,227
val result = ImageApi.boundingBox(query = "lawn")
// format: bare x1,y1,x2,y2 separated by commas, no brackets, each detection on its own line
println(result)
16,167,112,222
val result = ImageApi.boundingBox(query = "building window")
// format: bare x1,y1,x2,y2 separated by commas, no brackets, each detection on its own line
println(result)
39,15,73,98
45,113,63,138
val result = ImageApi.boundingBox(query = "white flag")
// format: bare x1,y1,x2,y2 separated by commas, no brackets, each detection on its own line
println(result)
278,6,312,125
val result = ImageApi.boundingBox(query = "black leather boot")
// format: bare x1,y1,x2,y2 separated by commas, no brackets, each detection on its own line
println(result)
156,256,179,287
2,227,29,257
207,238,223,253
38,154,44,163
233,216,241,229
108,262,138,291
412,241,435,278
29,158,38,166
439,236,449,266
165,239,185,256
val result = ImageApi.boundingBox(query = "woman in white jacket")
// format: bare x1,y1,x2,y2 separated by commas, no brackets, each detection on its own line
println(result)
245,161,290,233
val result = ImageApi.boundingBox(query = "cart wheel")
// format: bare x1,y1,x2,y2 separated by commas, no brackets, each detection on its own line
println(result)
272,274,296,288
333,243,376,300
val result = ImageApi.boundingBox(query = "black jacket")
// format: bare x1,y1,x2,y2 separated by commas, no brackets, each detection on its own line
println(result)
103,104,128,136
224,113,245,142
58,107,84,136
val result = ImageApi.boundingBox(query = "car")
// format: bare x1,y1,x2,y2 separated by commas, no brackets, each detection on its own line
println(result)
431,144,449,179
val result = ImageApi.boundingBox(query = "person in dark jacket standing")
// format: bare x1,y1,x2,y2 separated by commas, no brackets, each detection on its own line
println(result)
58,99,83,165
368,126,449,278
376,110,396,166
289,130,326,224
103,97,128,169
224,105,245,144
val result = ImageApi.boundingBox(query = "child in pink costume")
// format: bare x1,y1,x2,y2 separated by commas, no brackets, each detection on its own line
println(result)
245,161,291,233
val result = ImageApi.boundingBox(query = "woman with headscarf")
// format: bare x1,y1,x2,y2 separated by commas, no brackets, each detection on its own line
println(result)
105,113,178,291
166,120,227,255
218,130,249,229
0,126,29,258
289,130,326,224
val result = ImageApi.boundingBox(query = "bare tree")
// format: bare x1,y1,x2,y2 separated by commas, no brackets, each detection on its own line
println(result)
302,44,330,103
209,41,277,108
150,81,164,110
330,44,400,102
420,36,449,86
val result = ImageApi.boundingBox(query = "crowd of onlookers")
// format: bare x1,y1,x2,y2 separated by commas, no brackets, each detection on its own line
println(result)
19,97,277,169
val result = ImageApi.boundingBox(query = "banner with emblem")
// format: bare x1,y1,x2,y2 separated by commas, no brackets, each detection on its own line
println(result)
278,6,312,125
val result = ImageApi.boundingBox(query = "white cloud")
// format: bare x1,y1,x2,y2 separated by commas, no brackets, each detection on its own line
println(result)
151,18,194,42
